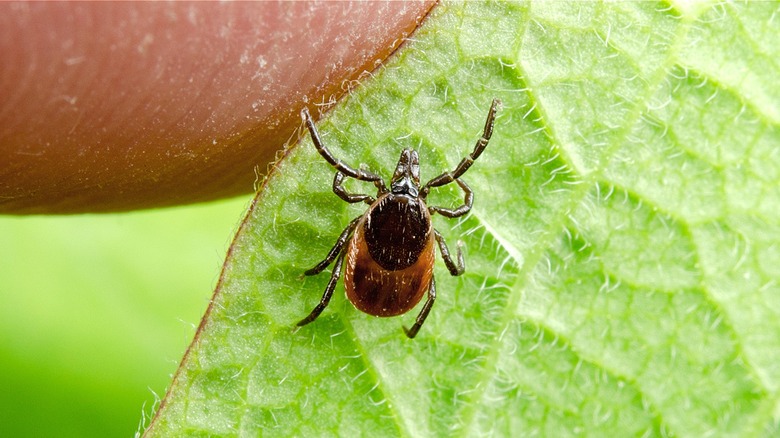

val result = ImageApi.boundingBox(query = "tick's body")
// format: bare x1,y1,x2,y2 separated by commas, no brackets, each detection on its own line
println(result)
298,99,500,338
346,193,435,316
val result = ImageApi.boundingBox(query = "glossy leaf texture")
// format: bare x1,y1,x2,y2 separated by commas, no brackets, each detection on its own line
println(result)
145,2,780,436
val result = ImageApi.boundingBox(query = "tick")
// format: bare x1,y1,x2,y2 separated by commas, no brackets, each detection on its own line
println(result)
297,99,500,338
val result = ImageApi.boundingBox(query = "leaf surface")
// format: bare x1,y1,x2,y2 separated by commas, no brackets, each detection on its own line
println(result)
146,2,780,436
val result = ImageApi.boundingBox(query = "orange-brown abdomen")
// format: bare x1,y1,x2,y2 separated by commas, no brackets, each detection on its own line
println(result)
344,194,434,316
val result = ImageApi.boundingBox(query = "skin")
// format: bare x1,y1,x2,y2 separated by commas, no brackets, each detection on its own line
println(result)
0,1,436,214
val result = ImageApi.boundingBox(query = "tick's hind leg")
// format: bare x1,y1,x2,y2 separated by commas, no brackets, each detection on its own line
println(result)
298,251,346,327
304,216,360,276
403,276,436,339
434,229,464,276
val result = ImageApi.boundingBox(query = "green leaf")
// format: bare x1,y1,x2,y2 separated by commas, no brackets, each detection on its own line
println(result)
145,2,780,436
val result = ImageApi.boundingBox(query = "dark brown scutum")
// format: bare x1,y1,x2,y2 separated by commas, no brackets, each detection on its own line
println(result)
365,194,429,271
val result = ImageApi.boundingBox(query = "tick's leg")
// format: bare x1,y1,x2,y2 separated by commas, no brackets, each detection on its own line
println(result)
434,229,464,276
297,251,346,327
403,276,436,339
305,216,360,276
302,108,387,191
428,178,473,218
422,98,500,196
332,172,375,205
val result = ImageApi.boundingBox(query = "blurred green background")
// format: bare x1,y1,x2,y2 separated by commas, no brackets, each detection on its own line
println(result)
0,196,251,437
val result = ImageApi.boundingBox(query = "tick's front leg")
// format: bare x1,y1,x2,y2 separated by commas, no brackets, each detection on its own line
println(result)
421,98,500,195
302,107,384,184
